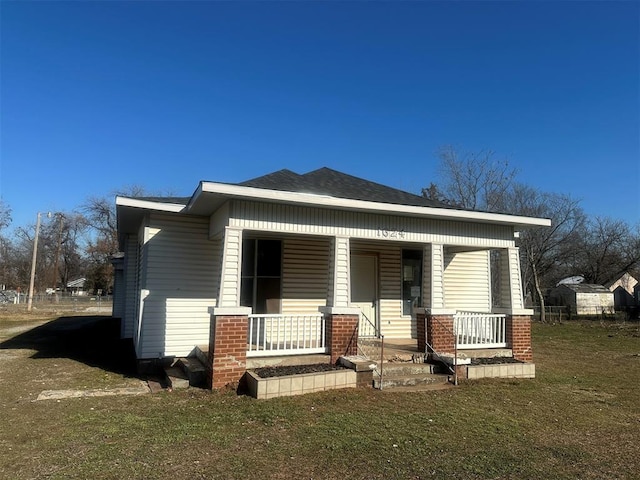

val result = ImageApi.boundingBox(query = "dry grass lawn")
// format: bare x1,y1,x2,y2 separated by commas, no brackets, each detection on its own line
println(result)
0,309,638,479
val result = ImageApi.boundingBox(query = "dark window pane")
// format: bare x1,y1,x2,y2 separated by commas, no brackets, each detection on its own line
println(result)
240,278,254,308
242,239,255,277
257,240,281,276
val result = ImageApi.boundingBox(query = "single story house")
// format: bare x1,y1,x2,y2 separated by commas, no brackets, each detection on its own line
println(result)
548,283,615,315
113,167,550,388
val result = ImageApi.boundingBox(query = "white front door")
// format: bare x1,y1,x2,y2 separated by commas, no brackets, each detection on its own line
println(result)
350,253,378,336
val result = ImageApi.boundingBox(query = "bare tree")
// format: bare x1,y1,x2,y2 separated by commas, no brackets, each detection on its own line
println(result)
511,184,585,322
434,146,518,212
573,217,640,285
82,186,148,293
0,199,10,232
0,200,12,289
429,147,587,322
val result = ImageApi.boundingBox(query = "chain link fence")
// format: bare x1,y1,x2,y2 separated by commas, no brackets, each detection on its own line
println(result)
0,291,113,314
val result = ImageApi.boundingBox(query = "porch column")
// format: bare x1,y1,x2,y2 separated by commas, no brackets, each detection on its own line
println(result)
497,247,525,310
321,236,359,363
327,236,351,309
418,244,455,354
207,227,250,389
496,247,533,362
321,307,360,363
506,315,532,362
207,306,251,389
217,226,244,308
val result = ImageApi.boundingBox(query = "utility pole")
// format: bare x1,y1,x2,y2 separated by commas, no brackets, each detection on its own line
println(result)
27,212,50,312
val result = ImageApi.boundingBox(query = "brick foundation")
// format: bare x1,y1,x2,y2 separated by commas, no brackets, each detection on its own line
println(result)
426,314,455,354
325,314,359,364
506,315,533,362
208,314,248,389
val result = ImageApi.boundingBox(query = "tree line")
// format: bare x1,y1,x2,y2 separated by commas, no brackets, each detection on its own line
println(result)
424,146,640,321
0,188,145,297
1,150,638,320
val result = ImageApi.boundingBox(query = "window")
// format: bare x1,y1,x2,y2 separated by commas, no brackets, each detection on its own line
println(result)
402,249,423,315
241,239,282,314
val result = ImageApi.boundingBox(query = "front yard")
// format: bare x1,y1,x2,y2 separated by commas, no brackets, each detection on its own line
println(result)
0,311,638,479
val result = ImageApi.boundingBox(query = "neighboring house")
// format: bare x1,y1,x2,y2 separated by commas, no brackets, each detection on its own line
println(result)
114,167,550,388
548,283,615,315
605,272,638,308
66,277,87,296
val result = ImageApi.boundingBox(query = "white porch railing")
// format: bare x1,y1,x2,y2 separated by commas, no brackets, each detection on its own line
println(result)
454,312,507,349
247,314,327,357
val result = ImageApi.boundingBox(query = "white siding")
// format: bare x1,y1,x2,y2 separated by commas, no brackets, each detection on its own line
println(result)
331,237,351,308
443,249,491,312
218,227,243,308
138,213,217,358
430,244,445,309
498,247,524,309
121,234,139,339
281,237,329,315
230,200,515,248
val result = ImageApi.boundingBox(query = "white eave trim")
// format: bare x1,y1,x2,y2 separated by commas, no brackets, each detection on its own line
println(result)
116,196,186,213
190,182,551,227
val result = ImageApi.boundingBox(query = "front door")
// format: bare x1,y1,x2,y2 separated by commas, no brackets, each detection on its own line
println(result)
350,253,378,336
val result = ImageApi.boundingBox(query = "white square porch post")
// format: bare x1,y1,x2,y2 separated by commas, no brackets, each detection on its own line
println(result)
208,226,250,389
417,243,455,354
498,246,534,362
321,236,360,363
498,247,525,311
217,226,244,308
327,236,351,308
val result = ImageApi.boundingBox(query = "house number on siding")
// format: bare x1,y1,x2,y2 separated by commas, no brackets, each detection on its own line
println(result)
377,228,406,239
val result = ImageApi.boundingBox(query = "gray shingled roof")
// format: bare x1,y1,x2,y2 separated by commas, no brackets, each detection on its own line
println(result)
135,196,190,205
561,284,612,294
125,168,446,209
239,167,443,207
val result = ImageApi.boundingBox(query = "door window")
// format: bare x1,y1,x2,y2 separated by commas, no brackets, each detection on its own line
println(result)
402,249,423,315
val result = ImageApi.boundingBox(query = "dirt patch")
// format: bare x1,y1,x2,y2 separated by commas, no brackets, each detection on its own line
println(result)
470,357,524,365
252,363,348,378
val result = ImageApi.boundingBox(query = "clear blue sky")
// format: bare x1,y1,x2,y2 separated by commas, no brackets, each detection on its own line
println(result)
1,1,638,230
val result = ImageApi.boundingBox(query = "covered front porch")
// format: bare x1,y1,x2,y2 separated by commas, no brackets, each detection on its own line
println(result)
207,228,533,388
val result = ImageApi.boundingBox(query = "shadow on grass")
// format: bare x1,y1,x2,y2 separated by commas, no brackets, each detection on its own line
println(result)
0,315,139,379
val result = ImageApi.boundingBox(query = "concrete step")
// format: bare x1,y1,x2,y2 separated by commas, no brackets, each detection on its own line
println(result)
381,362,448,375
177,357,207,388
163,366,190,390
195,345,209,366
373,372,451,390
379,382,455,393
